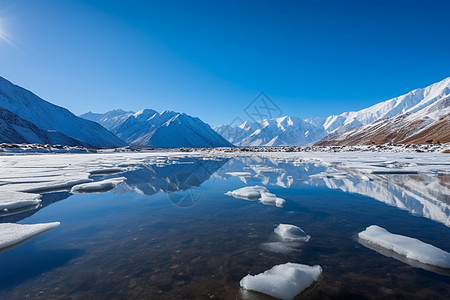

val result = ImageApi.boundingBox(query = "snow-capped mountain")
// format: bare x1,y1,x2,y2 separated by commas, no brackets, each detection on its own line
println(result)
0,107,85,146
81,109,233,148
214,116,326,146
321,76,450,134
318,77,450,145
0,76,126,148
215,77,450,146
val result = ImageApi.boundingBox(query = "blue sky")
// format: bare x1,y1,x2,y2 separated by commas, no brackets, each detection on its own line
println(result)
0,0,449,126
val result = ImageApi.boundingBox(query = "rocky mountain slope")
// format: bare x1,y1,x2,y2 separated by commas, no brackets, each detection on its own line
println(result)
0,107,85,146
0,76,126,148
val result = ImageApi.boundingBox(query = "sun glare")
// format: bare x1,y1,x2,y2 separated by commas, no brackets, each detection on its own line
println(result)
0,18,13,46
0,19,6,41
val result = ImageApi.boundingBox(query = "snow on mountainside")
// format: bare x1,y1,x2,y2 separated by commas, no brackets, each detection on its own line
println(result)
318,96,450,145
0,107,86,146
81,109,233,148
215,77,450,146
318,78,450,145
322,76,450,135
0,76,126,148
214,116,326,146
80,109,134,131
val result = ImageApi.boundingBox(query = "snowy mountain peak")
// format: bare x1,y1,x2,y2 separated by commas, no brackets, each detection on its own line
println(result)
133,109,158,120
276,116,294,130
215,115,326,146
81,109,233,148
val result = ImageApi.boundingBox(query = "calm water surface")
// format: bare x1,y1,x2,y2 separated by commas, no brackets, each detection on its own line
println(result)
0,157,449,299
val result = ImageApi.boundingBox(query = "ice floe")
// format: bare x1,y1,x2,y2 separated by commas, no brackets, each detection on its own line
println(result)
0,191,41,211
274,224,311,242
225,185,285,207
358,225,450,269
71,177,127,193
0,222,60,251
261,224,310,253
240,263,322,300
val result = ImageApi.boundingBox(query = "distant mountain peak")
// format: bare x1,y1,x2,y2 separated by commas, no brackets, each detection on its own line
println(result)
81,109,233,148
133,109,157,119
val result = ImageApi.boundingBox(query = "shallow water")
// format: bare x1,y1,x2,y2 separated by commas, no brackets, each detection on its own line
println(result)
0,156,449,299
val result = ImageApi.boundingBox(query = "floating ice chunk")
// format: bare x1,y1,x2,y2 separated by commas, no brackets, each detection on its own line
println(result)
226,172,252,177
71,177,127,193
0,191,41,211
240,263,322,300
225,186,268,200
274,224,311,242
0,222,60,251
358,225,450,269
225,185,285,207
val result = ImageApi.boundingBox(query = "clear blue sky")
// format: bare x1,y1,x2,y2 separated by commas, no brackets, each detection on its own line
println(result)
0,0,449,126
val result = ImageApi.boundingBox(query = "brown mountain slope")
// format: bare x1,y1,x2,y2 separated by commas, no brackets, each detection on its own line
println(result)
403,114,450,144
317,95,449,146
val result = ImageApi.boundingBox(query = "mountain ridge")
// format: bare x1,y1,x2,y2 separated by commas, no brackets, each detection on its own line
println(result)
0,76,126,148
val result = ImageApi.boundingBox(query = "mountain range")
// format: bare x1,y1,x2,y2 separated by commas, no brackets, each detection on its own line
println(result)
318,77,450,145
80,109,233,148
0,74,448,148
215,77,450,146
0,76,230,148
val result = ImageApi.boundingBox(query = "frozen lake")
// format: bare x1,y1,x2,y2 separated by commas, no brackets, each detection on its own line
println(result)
0,152,449,299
